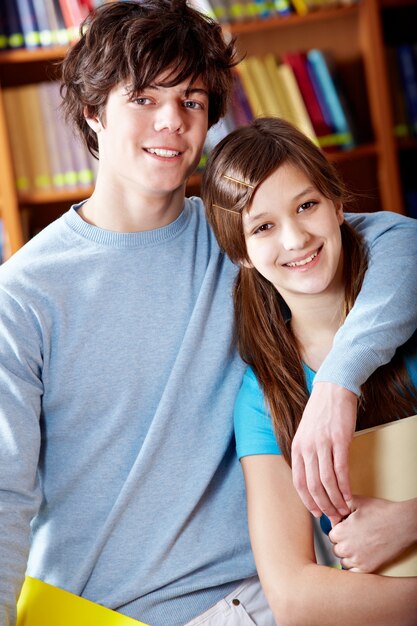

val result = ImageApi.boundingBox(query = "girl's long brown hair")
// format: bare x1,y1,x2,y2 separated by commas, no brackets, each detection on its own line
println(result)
202,118,417,465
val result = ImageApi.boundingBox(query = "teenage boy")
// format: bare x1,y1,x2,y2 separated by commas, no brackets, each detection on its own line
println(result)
0,2,416,625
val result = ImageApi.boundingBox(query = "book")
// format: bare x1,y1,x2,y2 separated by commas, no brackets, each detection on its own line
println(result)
290,0,308,16
46,0,71,45
263,53,294,122
38,82,69,190
3,0,25,49
281,49,338,150
396,44,417,138
276,62,318,144
2,88,32,192
349,414,417,577
0,0,9,50
245,56,285,118
31,0,54,47
17,85,53,191
44,81,83,189
273,0,293,16
306,48,355,149
15,0,40,48
57,0,83,41
236,58,266,119
230,72,254,127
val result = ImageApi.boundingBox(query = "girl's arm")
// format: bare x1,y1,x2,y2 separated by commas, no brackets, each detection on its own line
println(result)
242,454,417,626
329,496,417,573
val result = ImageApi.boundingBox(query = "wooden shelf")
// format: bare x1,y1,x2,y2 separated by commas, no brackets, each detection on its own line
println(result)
0,0,411,257
0,46,70,65
227,4,358,36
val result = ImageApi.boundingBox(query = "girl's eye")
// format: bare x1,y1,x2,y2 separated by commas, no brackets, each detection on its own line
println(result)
298,201,317,213
254,223,273,234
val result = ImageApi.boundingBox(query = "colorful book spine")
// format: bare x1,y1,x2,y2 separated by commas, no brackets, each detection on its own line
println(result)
263,53,293,121
15,0,40,48
38,82,68,190
17,84,53,190
0,2,9,50
3,0,25,49
290,0,308,16
230,73,254,127
2,88,32,192
273,0,293,15
31,0,55,47
276,63,318,144
236,58,266,119
306,48,355,149
48,0,71,45
45,81,83,188
246,56,285,118
281,49,337,149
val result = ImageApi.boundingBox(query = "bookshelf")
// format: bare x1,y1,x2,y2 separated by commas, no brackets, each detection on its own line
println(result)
0,0,412,258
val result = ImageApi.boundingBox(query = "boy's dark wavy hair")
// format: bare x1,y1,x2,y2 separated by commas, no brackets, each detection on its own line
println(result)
60,0,238,157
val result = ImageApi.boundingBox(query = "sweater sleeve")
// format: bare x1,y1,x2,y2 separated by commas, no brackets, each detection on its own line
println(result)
315,211,417,395
0,287,43,625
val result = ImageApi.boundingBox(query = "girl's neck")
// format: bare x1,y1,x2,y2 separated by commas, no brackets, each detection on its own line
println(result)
288,290,345,372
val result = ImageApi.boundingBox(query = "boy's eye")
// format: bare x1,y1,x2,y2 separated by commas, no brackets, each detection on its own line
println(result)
133,96,153,105
183,100,203,109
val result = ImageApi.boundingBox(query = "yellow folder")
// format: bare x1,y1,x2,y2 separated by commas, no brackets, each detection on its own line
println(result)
349,414,417,576
17,576,149,626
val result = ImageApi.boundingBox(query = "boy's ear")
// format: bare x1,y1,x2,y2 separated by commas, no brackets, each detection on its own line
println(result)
83,106,102,133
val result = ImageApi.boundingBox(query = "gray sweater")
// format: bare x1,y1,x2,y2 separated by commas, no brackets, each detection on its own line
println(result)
0,198,416,626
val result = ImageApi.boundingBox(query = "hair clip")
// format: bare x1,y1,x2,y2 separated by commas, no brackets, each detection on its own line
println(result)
223,174,254,189
212,203,240,215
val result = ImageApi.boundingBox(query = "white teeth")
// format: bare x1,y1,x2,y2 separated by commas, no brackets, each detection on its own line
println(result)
146,148,180,157
286,251,318,267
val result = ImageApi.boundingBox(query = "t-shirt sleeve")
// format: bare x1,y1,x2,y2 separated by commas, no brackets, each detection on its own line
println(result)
234,366,282,460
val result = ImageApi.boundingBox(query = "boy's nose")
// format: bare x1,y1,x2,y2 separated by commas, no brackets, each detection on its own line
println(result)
154,104,184,134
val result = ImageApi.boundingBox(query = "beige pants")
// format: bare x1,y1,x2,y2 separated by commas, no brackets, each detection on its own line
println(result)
183,577,277,626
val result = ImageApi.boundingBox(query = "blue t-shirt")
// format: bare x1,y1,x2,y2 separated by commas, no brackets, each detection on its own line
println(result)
234,341,417,460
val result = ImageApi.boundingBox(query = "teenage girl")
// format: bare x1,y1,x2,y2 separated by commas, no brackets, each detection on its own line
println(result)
201,117,417,626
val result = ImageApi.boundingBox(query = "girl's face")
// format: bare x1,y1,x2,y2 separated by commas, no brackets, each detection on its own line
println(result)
242,162,345,304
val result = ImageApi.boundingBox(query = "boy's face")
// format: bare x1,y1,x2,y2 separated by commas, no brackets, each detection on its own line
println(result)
86,73,209,199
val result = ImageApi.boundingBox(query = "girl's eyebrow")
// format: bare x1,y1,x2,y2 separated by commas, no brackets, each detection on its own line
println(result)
244,185,317,226
244,211,270,226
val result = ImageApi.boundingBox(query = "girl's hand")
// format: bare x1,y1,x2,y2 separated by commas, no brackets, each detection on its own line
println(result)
329,496,417,573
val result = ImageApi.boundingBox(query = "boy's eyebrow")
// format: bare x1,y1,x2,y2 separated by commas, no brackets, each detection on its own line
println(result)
184,87,209,98
131,83,209,98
